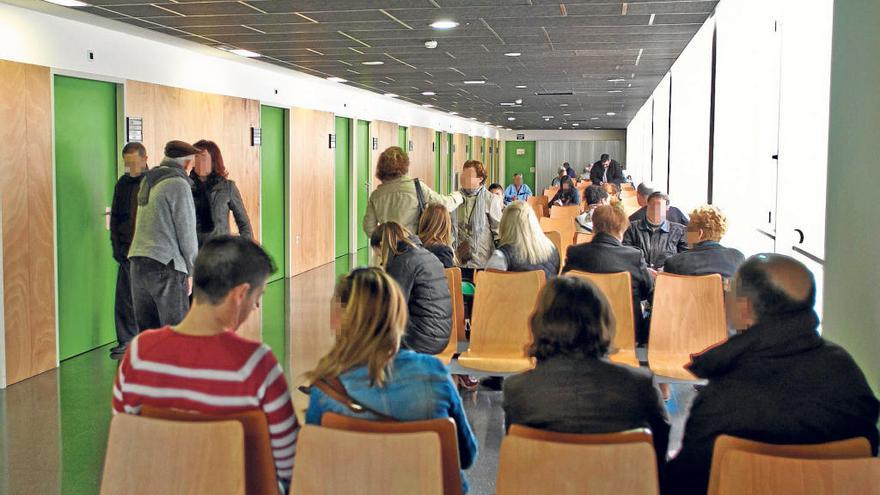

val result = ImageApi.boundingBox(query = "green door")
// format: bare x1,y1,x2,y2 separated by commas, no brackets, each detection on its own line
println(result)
55,76,119,359
398,126,407,150
505,141,537,193
434,131,442,192
447,134,454,193
468,136,474,160
356,120,371,251
260,106,287,281
335,117,351,258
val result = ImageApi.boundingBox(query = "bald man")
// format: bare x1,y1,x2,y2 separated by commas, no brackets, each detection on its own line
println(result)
665,254,879,495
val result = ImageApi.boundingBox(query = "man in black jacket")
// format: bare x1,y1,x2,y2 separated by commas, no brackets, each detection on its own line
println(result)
109,142,148,359
563,205,654,343
624,192,688,269
665,254,879,495
629,182,689,226
589,153,624,185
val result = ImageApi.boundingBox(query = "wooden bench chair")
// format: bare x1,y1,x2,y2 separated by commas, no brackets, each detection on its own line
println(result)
539,217,576,257
575,232,594,244
549,204,580,219
435,267,466,364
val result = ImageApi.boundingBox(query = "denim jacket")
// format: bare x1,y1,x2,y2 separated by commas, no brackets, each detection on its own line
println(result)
306,350,479,491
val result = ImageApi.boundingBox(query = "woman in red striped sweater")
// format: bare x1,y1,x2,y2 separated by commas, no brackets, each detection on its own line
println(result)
112,236,298,487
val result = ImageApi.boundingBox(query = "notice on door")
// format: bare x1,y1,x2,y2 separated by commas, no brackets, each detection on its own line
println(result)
516,148,526,156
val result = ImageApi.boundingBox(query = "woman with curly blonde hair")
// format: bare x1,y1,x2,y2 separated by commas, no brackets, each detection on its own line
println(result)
663,205,745,279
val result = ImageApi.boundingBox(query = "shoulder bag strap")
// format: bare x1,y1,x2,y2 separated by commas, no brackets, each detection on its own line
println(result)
313,377,398,422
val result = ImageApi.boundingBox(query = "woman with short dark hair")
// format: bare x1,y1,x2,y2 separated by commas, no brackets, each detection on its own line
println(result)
191,139,252,246
503,276,670,463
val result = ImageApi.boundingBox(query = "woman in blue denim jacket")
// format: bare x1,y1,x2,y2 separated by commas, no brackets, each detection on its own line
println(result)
305,267,478,492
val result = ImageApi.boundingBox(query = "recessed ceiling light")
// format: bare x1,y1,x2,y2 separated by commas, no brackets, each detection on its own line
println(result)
229,48,261,58
563,113,571,116
469,117,477,120
326,77,347,83
44,0,88,5
504,52,522,57
608,90,623,93
607,78,626,82
514,99,522,104
572,123,580,127
560,103,569,107
507,117,516,121
606,112,616,116
362,61,384,65
385,93,399,98
483,121,491,124
421,91,436,96
450,112,459,115
542,116,554,119
515,85,527,89
558,127,563,130
591,117,599,120
422,104,434,108
463,80,486,85
430,20,459,29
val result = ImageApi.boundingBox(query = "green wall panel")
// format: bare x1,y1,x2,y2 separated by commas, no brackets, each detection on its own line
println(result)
398,126,407,149
447,134,454,193
356,120,371,250
505,141,537,193
55,75,119,359
261,279,288,369
334,117,351,258
260,105,287,281
434,131,442,192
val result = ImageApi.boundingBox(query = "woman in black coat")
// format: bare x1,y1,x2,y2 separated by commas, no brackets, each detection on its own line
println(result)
371,222,453,355
191,139,253,247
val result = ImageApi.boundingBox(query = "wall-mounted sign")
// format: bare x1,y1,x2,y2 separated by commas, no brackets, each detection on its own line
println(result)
126,117,143,143
372,137,379,150
251,127,262,146
329,133,336,149
516,148,526,156
516,133,526,140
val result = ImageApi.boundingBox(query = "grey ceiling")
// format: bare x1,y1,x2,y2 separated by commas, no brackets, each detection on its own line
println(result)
73,0,717,129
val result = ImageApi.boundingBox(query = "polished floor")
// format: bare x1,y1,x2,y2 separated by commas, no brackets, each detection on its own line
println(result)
0,254,696,495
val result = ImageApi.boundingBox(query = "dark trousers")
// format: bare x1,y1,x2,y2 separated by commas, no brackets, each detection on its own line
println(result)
130,257,189,332
114,260,139,346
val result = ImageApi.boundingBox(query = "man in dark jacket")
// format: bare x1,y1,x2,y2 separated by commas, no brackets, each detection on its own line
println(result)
589,154,624,185
563,205,654,343
629,182,689,226
624,192,688,269
665,254,880,495
109,142,148,359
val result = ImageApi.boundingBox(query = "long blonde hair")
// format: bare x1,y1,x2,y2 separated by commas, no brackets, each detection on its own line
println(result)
306,267,408,387
370,222,417,268
498,201,556,264
418,204,458,265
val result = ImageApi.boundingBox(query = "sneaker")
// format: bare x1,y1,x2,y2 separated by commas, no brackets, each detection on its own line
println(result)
455,375,480,391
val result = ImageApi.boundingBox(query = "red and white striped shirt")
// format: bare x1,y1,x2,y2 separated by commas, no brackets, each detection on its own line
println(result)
112,327,299,481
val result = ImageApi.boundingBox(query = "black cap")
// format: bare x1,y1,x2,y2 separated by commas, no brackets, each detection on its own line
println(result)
164,140,201,158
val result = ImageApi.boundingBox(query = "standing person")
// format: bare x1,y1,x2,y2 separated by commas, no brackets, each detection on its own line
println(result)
418,203,457,268
549,177,581,207
503,173,533,205
363,146,463,238
128,140,200,332
623,192,688,269
485,201,560,280
590,154,624,185
109,142,148,359
371,222,453,355
454,160,503,278
190,140,253,246
305,267,478,492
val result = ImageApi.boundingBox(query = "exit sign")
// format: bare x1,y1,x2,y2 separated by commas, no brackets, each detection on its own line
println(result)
516,133,525,140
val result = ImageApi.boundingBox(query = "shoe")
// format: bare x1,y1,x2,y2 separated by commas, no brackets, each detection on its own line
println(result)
481,376,504,391
109,344,126,354
455,375,480,391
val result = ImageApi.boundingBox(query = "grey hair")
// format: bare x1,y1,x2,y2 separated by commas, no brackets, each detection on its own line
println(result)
168,155,194,166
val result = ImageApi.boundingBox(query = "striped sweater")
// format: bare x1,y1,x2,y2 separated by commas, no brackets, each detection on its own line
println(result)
112,327,299,481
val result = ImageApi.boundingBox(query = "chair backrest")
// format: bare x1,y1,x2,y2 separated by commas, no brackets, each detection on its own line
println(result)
292,425,444,495
101,414,245,495
321,412,463,495
539,217,575,254
716,451,880,495
575,232,593,245
542,230,564,272
139,405,276,495
543,187,559,200
469,269,546,357
649,273,727,358
708,435,872,495
444,267,467,343
497,428,659,495
526,196,549,217
621,183,635,192
550,205,580,219
509,424,653,445
564,270,635,352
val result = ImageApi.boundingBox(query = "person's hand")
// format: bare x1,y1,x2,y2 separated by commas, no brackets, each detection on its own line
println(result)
186,277,193,296
647,268,658,280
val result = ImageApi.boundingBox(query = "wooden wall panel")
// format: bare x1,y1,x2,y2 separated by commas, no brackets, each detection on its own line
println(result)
452,133,469,186
440,131,450,194
124,80,262,341
369,120,399,191
290,108,335,276
0,61,56,385
408,126,435,189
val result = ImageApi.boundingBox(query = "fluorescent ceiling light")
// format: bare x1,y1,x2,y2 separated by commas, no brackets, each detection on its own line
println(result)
572,123,580,127
608,90,623,93
542,116,554,119
422,104,434,108
483,121,491,124
507,117,516,121
606,112,616,116
469,117,477,120
384,93,399,98
560,103,569,107
463,80,486,85
421,91,436,96
563,113,571,116
504,52,522,57
648,13,656,26
515,85,527,89
607,78,626,82
44,0,89,6
591,117,599,120
229,48,261,58
430,20,459,29
326,77,347,83
450,111,459,115
362,61,384,65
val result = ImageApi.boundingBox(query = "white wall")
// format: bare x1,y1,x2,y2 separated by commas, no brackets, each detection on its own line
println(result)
0,1,499,138
651,74,671,191
625,99,653,185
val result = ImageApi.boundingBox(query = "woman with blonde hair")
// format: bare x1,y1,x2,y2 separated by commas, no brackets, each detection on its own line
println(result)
418,203,456,268
664,205,744,279
305,267,478,491
485,201,560,279
370,222,452,355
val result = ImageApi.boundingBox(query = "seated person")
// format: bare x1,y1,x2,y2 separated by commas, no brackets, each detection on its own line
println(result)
579,166,591,181
503,173,533,204
306,267,478,492
563,206,653,344
666,254,879,495
575,185,610,233
550,166,567,187
589,153,624,185
563,161,576,179
624,191,688,269
112,236,298,487
488,183,504,201
629,182,689,226
418,203,456,268
549,177,580,207
485,201,560,280
664,205,744,280
371,222,452,355
503,276,670,463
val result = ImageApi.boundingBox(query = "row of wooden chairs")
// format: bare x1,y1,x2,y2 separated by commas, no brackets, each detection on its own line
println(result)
101,410,878,495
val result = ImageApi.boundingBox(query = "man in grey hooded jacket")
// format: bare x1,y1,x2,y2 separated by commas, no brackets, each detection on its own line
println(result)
128,140,200,332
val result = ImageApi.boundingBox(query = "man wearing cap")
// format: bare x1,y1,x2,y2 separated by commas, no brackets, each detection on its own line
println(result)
628,182,690,226
128,140,200,332
589,154,624,185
